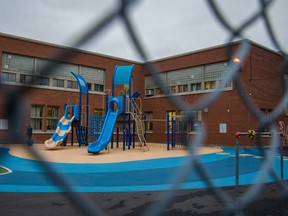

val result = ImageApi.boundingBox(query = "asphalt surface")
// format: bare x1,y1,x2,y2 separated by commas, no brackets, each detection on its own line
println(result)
1,183,287,216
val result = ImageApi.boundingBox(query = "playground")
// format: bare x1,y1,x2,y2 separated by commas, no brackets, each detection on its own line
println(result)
1,64,286,194
1,65,288,214
43,65,150,154
1,143,287,192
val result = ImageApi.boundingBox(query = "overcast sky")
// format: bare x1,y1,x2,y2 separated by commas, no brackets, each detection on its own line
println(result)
0,0,287,61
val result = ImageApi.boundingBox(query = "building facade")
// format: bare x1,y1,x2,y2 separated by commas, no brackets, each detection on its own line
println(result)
0,33,285,146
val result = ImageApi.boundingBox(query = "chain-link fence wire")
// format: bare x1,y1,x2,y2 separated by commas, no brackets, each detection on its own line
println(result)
1,0,288,215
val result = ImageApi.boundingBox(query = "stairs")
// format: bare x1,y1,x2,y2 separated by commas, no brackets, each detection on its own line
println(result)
126,96,149,151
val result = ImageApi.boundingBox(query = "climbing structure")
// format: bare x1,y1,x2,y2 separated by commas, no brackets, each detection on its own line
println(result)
88,64,148,154
111,65,148,151
126,95,148,151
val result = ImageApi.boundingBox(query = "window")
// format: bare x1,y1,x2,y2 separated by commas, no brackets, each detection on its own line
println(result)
204,81,216,90
52,79,64,88
81,66,105,87
67,80,78,89
47,106,59,130
189,110,202,132
0,119,8,130
178,84,188,93
87,83,92,91
168,86,176,94
20,74,33,84
145,112,153,131
1,72,16,82
191,83,202,91
1,53,106,92
155,88,164,95
94,84,104,92
167,111,176,132
2,53,34,74
260,108,273,132
31,106,43,130
94,108,105,117
35,76,49,86
219,79,232,88
144,62,230,96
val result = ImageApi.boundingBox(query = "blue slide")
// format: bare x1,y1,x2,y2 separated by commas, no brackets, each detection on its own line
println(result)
88,109,120,154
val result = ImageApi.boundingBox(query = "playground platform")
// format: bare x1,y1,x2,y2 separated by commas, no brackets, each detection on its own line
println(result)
4,143,222,164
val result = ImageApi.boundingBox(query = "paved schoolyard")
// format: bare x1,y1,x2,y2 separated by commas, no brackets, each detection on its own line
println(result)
0,146,287,215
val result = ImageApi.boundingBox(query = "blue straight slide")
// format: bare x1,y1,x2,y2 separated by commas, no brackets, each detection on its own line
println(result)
88,109,120,154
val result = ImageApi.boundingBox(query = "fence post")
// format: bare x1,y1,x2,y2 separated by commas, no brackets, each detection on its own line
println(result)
235,132,241,200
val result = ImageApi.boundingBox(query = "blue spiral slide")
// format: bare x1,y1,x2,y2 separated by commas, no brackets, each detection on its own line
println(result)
44,105,79,149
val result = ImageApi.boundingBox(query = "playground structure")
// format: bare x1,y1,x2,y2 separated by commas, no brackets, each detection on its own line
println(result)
88,64,148,154
44,71,88,149
44,65,148,154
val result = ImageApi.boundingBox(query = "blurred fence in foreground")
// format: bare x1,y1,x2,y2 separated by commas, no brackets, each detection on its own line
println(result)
1,0,288,215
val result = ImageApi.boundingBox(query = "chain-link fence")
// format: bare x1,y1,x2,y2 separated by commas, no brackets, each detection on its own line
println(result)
1,0,288,215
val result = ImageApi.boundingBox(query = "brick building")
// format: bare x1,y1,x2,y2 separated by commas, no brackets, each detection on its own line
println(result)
0,33,285,146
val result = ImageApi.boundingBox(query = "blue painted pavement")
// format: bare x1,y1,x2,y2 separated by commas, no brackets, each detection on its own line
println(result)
0,147,287,192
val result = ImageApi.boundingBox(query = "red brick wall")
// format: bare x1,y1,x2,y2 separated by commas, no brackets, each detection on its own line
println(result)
0,34,144,144
0,35,284,147
142,43,285,146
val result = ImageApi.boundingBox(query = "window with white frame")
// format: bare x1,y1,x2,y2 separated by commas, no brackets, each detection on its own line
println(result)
191,83,201,91
31,106,44,130
178,84,188,93
52,78,64,88
67,80,78,89
204,81,216,90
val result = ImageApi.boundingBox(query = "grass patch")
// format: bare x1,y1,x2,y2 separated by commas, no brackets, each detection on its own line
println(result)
0,166,11,174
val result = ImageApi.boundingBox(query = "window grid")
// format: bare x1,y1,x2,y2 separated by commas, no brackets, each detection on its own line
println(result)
1,72,16,82
52,79,64,88
47,106,59,130
145,62,230,96
81,66,105,84
31,106,43,130
1,53,105,91
67,80,78,89
204,62,227,81
145,73,166,89
94,84,104,92
145,112,153,131
167,67,202,85
37,59,77,79
189,110,202,132
2,53,34,74
20,74,33,84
